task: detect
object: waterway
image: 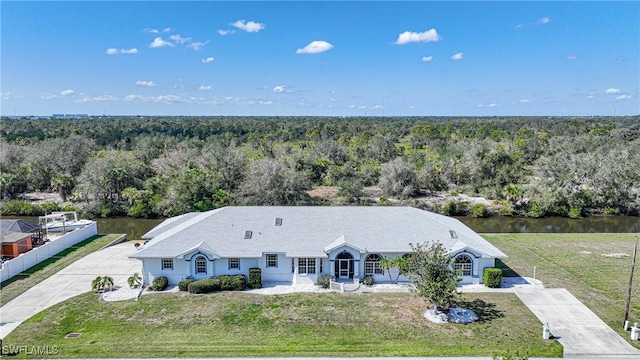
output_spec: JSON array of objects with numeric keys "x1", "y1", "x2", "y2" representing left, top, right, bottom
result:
[{"x1": 7, "y1": 214, "x2": 638, "y2": 241}]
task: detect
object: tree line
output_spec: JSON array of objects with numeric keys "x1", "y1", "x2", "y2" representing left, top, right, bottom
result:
[{"x1": 1, "y1": 115, "x2": 638, "y2": 218}]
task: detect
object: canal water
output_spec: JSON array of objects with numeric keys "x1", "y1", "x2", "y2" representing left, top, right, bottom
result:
[{"x1": 8, "y1": 214, "x2": 639, "y2": 241}]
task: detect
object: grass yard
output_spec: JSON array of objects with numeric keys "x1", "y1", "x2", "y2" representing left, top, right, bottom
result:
[
  {"x1": 485, "y1": 233, "x2": 640, "y2": 348},
  {"x1": 0, "y1": 234, "x2": 122, "y2": 307},
  {"x1": 2, "y1": 291, "x2": 561, "y2": 358}
]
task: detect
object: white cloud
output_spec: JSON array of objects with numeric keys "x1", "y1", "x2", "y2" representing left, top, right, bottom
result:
[
  {"x1": 75, "y1": 95, "x2": 118, "y2": 103},
  {"x1": 259, "y1": 100, "x2": 273, "y2": 105},
  {"x1": 149, "y1": 37, "x2": 174, "y2": 48},
  {"x1": 296, "y1": 40, "x2": 333, "y2": 54},
  {"x1": 198, "y1": 85, "x2": 212, "y2": 91},
  {"x1": 136, "y1": 80, "x2": 156, "y2": 87},
  {"x1": 616, "y1": 94, "x2": 632, "y2": 100},
  {"x1": 450, "y1": 52, "x2": 464, "y2": 60},
  {"x1": 163, "y1": 27, "x2": 171, "y2": 33},
  {"x1": 40, "y1": 93, "x2": 60, "y2": 100},
  {"x1": 605, "y1": 88, "x2": 621, "y2": 94},
  {"x1": 518, "y1": 99, "x2": 530, "y2": 103},
  {"x1": 421, "y1": 56, "x2": 433, "y2": 62},
  {"x1": 188, "y1": 41, "x2": 209, "y2": 51},
  {"x1": 106, "y1": 48, "x2": 118, "y2": 55},
  {"x1": 169, "y1": 34, "x2": 191, "y2": 44},
  {"x1": 1, "y1": 91, "x2": 24, "y2": 100},
  {"x1": 566, "y1": 55, "x2": 578, "y2": 60},
  {"x1": 121, "y1": 48, "x2": 138, "y2": 54},
  {"x1": 60, "y1": 89, "x2": 74, "y2": 96},
  {"x1": 488, "y1": 102, "x2": 499, "y2": 108},
  {"x1": 515, "y1": 24, "x2": 524, "y2": 29},
  {"x1": 273, "y1": 85, "x2": 288, "y2": 93},
  {"x1": 539, "y1": 17, "x2": 551, "y2": 24},
  {"x1": 395, "y1": 29, "x2": 440, "y2": 45},
  {"x1": 201, "y1": 57, "x2": 215, "y2": 63},
  {"x1": 586, "y1": 94, "x2": 596, "y2": 99},
  {"x1": 218, "y1": 29, "x2": 235, "y2": 36},
  {"x1": 145, "y1": 28, "x2": 160, "y2": 34},
  {"x1": 231, "y1": 20, "x2": 265, "y2": 33}
]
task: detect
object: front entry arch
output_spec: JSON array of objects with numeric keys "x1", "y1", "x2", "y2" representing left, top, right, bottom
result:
[{"x1": 334, "y1": 251, "x2": 354, "y2": 279}]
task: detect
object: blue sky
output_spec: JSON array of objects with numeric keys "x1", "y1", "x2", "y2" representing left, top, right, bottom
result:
[{"x1": 2, "y1": 1, "x2": 638, "y2": 116}]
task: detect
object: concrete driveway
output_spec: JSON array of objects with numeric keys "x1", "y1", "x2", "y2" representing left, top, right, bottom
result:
[
  {"x1": 515, "y1": 288, "x2": 640, "y2": 357},
  {"x1": 0, "y1": 241, "x2": 141, "y2": 338}
]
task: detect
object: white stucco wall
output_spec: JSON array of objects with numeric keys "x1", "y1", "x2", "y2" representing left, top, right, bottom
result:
[{"x1": 260, "y1": 253, "x2": 294, "y2": 282}]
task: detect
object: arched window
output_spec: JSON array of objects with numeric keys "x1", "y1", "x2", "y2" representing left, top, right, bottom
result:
[
  {"x1": 453, "y1": 254, "x2": 472, "y2": 276},
  {"x1": 365, "y1": 254, "x2": 383, "y2": 275},
  {"x1": 195, "y1": 256, "x2": 207, "y2": 274}
]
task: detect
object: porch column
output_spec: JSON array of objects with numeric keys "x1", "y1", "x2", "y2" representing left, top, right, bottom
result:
[
  {"x1": 329, "y1": 259, "x2": 335, "y2": 277},
  {"x1": 354, "y1": 259, "x2": 360, "y2": 278}
]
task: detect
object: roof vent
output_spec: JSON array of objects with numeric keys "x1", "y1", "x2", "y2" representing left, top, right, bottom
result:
[
  {"x1": 275, "y1": 218, "x2": 282, "y2": 226},
  {"x1": 244, "y1": 230, "x2": 253, "y2": 239},
  {"x1": 449, "y1": 230, "x2": 458, "y2": 239}
]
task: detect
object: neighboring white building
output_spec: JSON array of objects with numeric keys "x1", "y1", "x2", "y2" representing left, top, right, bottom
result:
[{"x1": 130, "y1": 206, "x2": 507, "y2": 286}]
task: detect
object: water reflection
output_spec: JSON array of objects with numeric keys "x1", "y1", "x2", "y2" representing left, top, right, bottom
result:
[{"x1": 457, "y1": 216, "x2": 640, "y2": 233}]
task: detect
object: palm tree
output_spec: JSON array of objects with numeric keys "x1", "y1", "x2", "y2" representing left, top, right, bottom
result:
[
  {"x1": 127, "y1": 273, "x2": 142, "y2": 289},
  {"x1": 393, "y1": 256, "x2": 409, "y2": 283},
  {"x1": 50, "y1": 173, "x2": 74, "y2": 202},
  {"x1": 378, "y1": 257, "x2": 396, "y2": 284},
  {"x1": 91, "y1": 276, "x2": 104, "y2": 292},
  {"x1": 102, "y1": 276, "x2": 114, "y2": 292}
]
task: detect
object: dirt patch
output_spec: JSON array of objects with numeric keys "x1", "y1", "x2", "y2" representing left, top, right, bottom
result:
[{"x1": 18, "y1": 191, "x2": 63, "y2": 204}]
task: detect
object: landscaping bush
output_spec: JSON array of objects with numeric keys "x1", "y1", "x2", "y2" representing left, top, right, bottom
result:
[
  {"x1": 178, "y1": 278, "x2": 195, "y2": 291},
  {"x1": 149, "y1": 276, "x2": 168, "y2": 291},
  {"x1": 215, "y1": 274, "x2": 246, "y2": 291},
  {"x1": 483, "y1": 268, "x2": 503, "y2": 288},
  {"x1": 317, "y1": 274, "x2": 333, "y2": 289},
  {"x1": 360, "y1": 275, "x2": 374, "y2": 286},
  {"x1": 188, "y1": 278, "x2": 219, "y2": 294},
  {"x1": 248, "y1": 268, "x2": 262, "y2": 289}
]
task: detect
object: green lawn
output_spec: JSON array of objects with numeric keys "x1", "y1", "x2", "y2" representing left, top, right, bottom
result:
[
  {"x1": 2, "y1": 291, "x2": 561, "y2": 358},
  {"x1": 0, "y1": 234, "x2": 122, "y2": 307},
  {"x1": 485, "y1": 233, "x2": 640, "y2": 349}
]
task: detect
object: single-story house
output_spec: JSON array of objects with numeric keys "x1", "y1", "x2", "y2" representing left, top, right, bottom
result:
[
  {"x1": 130, "y1": 206, "x2": 507, "y2": 286},
  {"x1": 1, "y1": 231, "x2": 33, "y2": 259}
]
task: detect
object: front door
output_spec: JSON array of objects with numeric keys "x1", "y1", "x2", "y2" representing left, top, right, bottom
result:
[{"x1": 339, "y1": 259, "x2": 350, "y2": 278}]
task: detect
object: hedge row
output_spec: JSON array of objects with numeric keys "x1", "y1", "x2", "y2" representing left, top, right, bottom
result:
[
  {"x1": 483, "y1": 267, "x2": 503, "y2": 288},
  {"x1": 185, "y1": 275, "x2": 247, "y2": 294}
]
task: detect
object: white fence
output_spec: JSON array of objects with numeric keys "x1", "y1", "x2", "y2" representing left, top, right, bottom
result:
[{"x1": 0, "y1": 223, "x2": 98, "y2": 283}]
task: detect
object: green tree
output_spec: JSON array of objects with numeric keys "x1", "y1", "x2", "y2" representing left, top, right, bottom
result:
[
  {"x1": 378, "y1": 158, "x2": 418, "y2": 198},
  {"x1": 50, "y1": 173, "x2": 75, "y2": 202},
  {"x1": 403, "y1": 242, "x2": 461, "y2": 311}
]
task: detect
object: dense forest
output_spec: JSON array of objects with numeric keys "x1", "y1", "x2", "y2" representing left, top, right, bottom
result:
[{"x1": 1, "y1": 116, "x2": 639, "y2": 218}]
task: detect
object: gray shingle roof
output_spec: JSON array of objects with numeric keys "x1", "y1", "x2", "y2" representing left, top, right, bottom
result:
[
  {"x1": 130, "y1": 206, "x2": 506, "y2": 259},
  {"x1": 0, "y1": 219, "x2": 40, "y2": 233}
]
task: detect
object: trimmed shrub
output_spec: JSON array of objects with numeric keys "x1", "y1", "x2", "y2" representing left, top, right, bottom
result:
[
  {"x1": 360, "y1": 275, "x2": 374, "y2": 286},
  {"x1": 483, "y1": 268, "x2": 503, "y2": 288},
  {"x1": 149, "y1": 276, "x2": 168, "y2": 291},
  {"x1": 215, "y1": 274, "x2": 246, "y2": 291},
  {"x1": 188, "y1": 278, "x2": 219, "y2": 294},
  {"x1": 178, "y1": 278, "x2": 195, "y2": 291},
  {"x1": 317, "y1": 274, "x2": 333, "y2": 289},
  {"x1": 248, "y1": 268, "x2": 262, "y2": 289}
]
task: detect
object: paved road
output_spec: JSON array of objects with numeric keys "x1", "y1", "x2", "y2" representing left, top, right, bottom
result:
[
  {"x1": 0, "y1": 241, "x2": 141, "y2": 338},
  {"x1": 515, "y1": 287, "x2": 640, "y2": 357}
]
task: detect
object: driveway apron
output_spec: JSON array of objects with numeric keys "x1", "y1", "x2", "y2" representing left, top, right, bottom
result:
[
  {"x1": 0, "y1": 242, "x2": 140, "y2": 338},
  {"x1": 515, "y1": 287, "x2": 640, "y2": 357}
]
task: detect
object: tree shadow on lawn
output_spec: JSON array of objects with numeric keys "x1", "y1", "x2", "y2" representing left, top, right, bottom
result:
[{"x1": 455, "y1": 298, "x2": 504, "y2": 324}]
